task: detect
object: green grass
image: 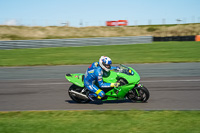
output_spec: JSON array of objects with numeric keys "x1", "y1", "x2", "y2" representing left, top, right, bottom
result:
[
  {"x1": 0, "y1": 110, "x2": 199, "y2": 133},
  {"x1": 0, "y1": 41, "x2": 200, "y2": 66}
]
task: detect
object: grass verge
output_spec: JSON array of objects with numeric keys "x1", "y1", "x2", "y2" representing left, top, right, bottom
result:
[
  {"x1": 0, "y1": 110, "x2": 199, "y2": 133},
  {"x1": 0, "y1": 41, "x2": 200, "y2": 66}
]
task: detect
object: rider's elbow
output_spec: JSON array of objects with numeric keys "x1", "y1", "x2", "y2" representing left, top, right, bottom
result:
[{"x1": 99, "y1": 84, "x2": 104, "y2": 88}]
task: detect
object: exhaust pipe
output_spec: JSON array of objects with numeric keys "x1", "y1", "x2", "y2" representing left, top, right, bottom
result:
[{"x1": 69, "y1": 90, "x2": 89, "y2": 100}]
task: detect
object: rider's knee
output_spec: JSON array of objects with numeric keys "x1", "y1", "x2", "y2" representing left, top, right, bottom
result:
[
  {"x1": 98, "y1": 91, "x2": 105, "y2": 98},
  {"x1": 99, "y1": 91, "x2": 108, "y2": 100}
]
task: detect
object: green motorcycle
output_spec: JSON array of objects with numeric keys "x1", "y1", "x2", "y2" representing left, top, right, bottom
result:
[{"x1": 65, "y1": 64, "x2": 150, "y2": 103}]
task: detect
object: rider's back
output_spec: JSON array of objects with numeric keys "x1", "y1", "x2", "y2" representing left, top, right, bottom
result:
[{"x1": 84, "y1": 62, "x2": 102, "y2": 84}]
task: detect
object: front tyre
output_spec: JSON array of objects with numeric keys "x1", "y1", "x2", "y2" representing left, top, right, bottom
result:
[{"x1": 127, "y1": 86, "x2": 150, "y2": 102}]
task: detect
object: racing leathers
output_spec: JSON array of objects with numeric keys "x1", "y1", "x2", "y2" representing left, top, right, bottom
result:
[{"x1": 84, "y1": 62, "x2": 118, "y2": 100}]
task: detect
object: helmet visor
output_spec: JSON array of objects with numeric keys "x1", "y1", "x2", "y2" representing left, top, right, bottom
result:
[{"x1": 102, "y1": 62, "x2": 111, "y2": 69}]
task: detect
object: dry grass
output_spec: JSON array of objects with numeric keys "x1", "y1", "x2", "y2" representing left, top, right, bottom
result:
[{"x1": 0, "y1": 23, "x2": 200, "y2": 40}]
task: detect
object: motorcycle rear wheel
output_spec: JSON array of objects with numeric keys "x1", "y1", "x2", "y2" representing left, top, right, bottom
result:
[
  {"x1": 68, "y1": 84, "x2": 91, "y2": 103},
  {"x1": 127, "y1": 86, "x2": 150, "y2": 102}
]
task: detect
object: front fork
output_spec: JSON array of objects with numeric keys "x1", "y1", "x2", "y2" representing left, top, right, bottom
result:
[{"x1": 134, "y1": 83, "x2": 143, "y2": 97}]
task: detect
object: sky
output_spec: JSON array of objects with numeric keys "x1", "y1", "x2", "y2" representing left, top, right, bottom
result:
[{"x1": 0, "y1": 0, "x2": 200, "y2": 27}]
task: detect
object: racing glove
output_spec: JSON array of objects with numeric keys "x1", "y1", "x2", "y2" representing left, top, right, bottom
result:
[
  {"x1": 116, "y1": 66, "x2": 120, "y2": 70},
  {"x1": 116, "y1": 66, "x2": 123, "y2": 72},
  {"x1": 111, "y1": 83, "x2": 120, "y2": 88}
]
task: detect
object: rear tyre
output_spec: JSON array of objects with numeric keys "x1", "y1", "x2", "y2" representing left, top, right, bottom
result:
[
  {"x1": 127, "y1": 86, "x2": 150, "y2": 102},
  {"x1": 68, "y1": 84, "x2": 91, "y2": 103}
]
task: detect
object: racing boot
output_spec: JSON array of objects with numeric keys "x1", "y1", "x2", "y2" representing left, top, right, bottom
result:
[
  {"x1": 88, "y1": 93, "x2": 97, "y2": 101},
  {"x1": 88, "y1": 93, "x2": 105, "y2": 101}
]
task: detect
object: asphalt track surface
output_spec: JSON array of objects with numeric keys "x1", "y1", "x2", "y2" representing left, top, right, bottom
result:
[{"x1": 0, "y1": 63, "x2": 200, "y2": 111}]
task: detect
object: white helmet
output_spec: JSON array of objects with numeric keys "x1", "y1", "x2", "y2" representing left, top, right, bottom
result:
[{"x1": 99, "y1": 56, "x2": 112, "y2": 72}]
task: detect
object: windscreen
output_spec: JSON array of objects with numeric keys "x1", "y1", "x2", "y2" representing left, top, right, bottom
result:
[{"x1": 115, "y1": 64, "x2": 134, "y2": 75}]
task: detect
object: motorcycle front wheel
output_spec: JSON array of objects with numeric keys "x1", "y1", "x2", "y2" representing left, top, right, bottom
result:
[{"x1": 127, "y1": 86, "x2": 150, "y2": 102}]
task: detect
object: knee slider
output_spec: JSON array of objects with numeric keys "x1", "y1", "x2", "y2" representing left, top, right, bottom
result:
[
  {"x1": 96, "y1": 90, "x2": 105, "y2": 98},
  {"x1": 99, "y1": 91, "x2": 105, "y2": 98}
]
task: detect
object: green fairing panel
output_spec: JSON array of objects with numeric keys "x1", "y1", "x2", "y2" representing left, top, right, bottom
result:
[
  {"x1": 103, "y1": 67, "x2": 140, "y2": 85},
  {"x1": 102, "y1": 71, "x2": 118, "y2": 83},
  {"x1": 126, "y1": 67, "x2": 140, "y2": 84},
  {"x1": 65, "y1": 73, "x2": 84, "y2": 87}
]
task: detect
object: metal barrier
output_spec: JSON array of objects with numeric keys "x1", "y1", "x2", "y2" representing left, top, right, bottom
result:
[
  {"x1": 0, "y1": 36, "x2": 152, "y2": 49},
  {"x1": 153, "y1": 36, "x2": 195, "y2": 41}
]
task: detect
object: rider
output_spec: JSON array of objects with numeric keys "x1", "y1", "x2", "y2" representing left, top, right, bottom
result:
[{"x1": 84, "y1": 56, "x2": 120, "y2": 101}]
